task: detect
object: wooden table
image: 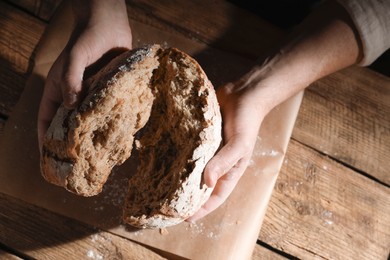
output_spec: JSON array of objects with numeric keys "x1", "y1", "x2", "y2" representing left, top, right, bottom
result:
[{"x1": 0, "y1": 0, "x2": 389, "y2": 259}]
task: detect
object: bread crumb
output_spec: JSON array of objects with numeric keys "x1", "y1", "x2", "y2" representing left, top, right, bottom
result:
[
  {"x1": 159, "y1": 228, "x2": 169, "y2": 235},
  {"x1": 86, "y1": 249, "x2": 103, "y2": 260},
  {"x1": 207, "y1": 231, "x2": 214, "y2": 238}
]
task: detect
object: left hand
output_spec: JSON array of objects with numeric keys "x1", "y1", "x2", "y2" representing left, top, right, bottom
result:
[{"x1": 37, "y1": 0, "x2": 132, "y2": 150}]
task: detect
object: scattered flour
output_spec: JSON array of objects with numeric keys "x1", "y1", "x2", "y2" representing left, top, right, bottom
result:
[
  {"x1": 87, "y1": 249, "x2": 103, "y2": 260},
  {"x1": 321, "y1": 210, "x2": 334, "y2": 226},
  {"x1": 86, "y1": 233, "x2": 122, "y2": 259}
]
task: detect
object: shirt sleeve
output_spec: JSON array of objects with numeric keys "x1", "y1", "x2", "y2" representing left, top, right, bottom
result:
[{"x1": 336, "y1": 0, "x2": 390, "y2": 66}]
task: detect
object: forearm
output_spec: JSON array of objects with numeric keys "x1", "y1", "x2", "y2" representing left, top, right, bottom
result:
[{"x1": 243, "y1": 0, "x2": 362, "y2": 114}]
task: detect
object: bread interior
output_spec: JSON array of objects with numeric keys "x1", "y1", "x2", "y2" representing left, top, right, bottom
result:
[{"x1": 125, "y1": 48, "x2": 207, "y2": 218}]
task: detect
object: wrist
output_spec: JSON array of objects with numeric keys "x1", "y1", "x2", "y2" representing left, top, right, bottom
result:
[
  {"x1": 233, "y1": 0, "x2": 362, "y2": 117},
  {"x1": 232, "y1": 52, "x2": 302, "y2": 117}
]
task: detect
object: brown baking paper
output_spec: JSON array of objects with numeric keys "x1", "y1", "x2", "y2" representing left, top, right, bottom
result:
[{"x1": 0, "y1": 3, "x2": 302, "y2": 259}]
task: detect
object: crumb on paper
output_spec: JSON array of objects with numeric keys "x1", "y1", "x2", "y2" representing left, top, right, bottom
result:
[
  {"x1": 186, "y1": 221, "x2": 205, "y2": 235},
  {"x1": 87, "y1": 249, "x2": 103, "y2": 260},
  {"x1": 262, "y1": 150, "x2": 279, "y2": 157},
  {"x1": 206, "y1": 230, "x2": 221, "y2": 241},
  {"x1": 321, "y1": 210, "x2": 334, "y2": 226},
  {"x1": 248, "y1": 159, "x2": 255, "y2": 167},
  {"x1": 87, "y1": 233, "x2": 122, "y2": 259},
  {"x1": 159, "y1": 228, "x2": 169, "y2": 235}
]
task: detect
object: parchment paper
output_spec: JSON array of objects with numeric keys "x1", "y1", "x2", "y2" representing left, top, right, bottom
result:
[{"x1": 0, "y1": 3, "x2": 303, "y2": 259}]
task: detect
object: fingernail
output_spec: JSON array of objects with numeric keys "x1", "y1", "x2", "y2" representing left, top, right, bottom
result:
[
  {"x1": 69, "y1": 92, "x2": 77, "y2": 105},
  {"x1": 65, "y1": 93, "x2": 77, "y2": 109}
]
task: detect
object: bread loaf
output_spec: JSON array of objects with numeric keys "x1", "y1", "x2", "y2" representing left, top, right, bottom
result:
[{"x1": 41, "y1": 44, "x2": 222, "y2": 228}]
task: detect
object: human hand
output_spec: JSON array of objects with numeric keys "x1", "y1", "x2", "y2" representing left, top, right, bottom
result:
[
  {"x1": 187, "y1": 79, "x2": 268, "y2": 222},
  {"x1": 38, "y1": 0, "x2": 132, "y2": 150},
  {"x1": 187, "y1": 0, "x2": 365, "y2": 221}
]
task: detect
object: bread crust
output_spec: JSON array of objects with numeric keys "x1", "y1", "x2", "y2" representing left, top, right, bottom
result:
[
  {"x1": 41, "y1": 44, "x2": 222, "y2": 228},
  {"x1": 41, "y1": 45, "x2": 159, "y2": 196}
]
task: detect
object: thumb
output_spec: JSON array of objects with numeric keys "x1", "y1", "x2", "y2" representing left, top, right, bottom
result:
[
  {"x1": 204, "y1": 136, "x2": 252, "y2": 188},
  {"x1": 60, "y1": 47, "x2": 89, "y2": 109},
  {"x1": 60, "y1": 34, "x2": 131, "y2": 109}
]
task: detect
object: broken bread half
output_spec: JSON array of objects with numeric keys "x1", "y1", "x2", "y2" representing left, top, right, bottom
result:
[{"x1": 40, "y1": 44, "x2": 222, "y2": 228}]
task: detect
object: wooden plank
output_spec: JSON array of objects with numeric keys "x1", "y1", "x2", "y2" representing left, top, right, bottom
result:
[
  {"x1": 0, "y1": 1, "x2": 46, "y2": 116},
  {"x1": 252, "y1": 243, "x2": 288, "y2": 260},
  {"x1": 1, "y1": 0, "x2": 388, "y2": 185},
  {"x1": 128, "y1": 0, "x2": 390, "y2": 184},
  {"x1": 0, "y1": 192, "x2": 167, "y2": 260},
  {"x1": 293, "y1": 67, "x2": 390, "y2": 185},
  {"x1": 0, "y1": 189, "x2": 287, "y2": 260},
  {"x1": 0, "y1": 0, "x2": 279, "y2": 115},
  {"x1": 0, "y1": 117, "x2": 5, "y2": 137},
  {"x1": 259, "y1": 140, "x2": 390, "y2": 259},
  {"x1": 126, "y1": 0, "x2": 283, "y2": 58},
  {"x1": 5, "y1": 0, "x2": 61, "y2": 21},
  {"x1": 0, "y1": 1, "x2": 388, "y2": 259},
  {"x1": 125, "y1": 0, "x2": 390, "y2": 185},
  {"x1": 0, "y1": 248, "x2": 22, "y2": 260}
]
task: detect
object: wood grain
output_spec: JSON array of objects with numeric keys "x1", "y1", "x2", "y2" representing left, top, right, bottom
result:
[
  {"x1": 0, "y1": 192, "x2": 167, "y2": 260},
  {"x1": 252, "y1": 242, "x2": 288, "y2": 260},
  {"x1": 294, "y1": 67, "x2": 390, "y2": 185},
  {"x1": 0, "y1": 0, "x2": 389, "y2": 259},
  {"x1": 2, "y1": 0, "x2": 388, "y2": 184},
  {"x1": 126, "y1": 0, "x2": 283, "y2": 58},
  {"x1": 0, "y1": 1, "x2": 45, "y2": 116},
  {"x1": 0, "y1": 191, "x2": 284, "y2": 260},
  {"x1": 0, "y1": 117, "x2": 4, "y2": 137},
  {"x1": 0, "y1": 2, "x2": 289, "y2": 258},
  {"x1": 5, "y1": 0, "x2": 61, "y2": 21},
  {"x1": 125, "y1": 0, "x2": 390, "y2": 185},
  {"x1": 260, "y1": 139, "x2": 390, "y2": 259},
  {"x1": 0, "y1": 249, "x2": 22, "y2": 260}
]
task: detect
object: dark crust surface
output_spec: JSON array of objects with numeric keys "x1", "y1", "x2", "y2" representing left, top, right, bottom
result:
[
  {"x1": 40, "y1": 45, "x2": 158, "y2": 196},
  {"x1": 40, "y1": 45, "x2": 222, "y2": 228}
]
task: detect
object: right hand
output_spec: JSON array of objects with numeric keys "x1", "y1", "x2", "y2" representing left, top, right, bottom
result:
[
  {"x1": 38, "y1": 0, "x2": 132, "y2": 150},
  {"x1": 187, "y1": 78, "x2": 268, "y2": 222}
]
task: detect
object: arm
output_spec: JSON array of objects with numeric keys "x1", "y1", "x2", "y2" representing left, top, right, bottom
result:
[
  {"x1": 37, "y1": 0, "x2": 132, "y2": 150},
  {"x1": 188, "y1": 0, "x2": 362, "y2": 222}
]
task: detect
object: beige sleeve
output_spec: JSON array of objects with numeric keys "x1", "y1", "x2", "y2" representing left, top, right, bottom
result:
[{"x1": 336, "y1": 0, "x2": 390, "y2": 66}]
